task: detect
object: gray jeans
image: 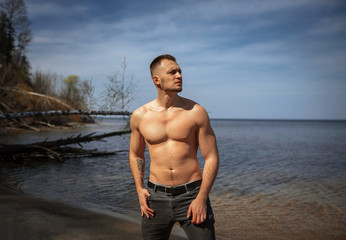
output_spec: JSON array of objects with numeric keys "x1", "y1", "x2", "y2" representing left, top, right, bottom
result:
[{"x1": 142, "y1": 181, "x2": 215, "y2": 240}]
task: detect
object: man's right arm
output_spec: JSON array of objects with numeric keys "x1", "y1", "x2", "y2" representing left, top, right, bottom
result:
[{"x1": 129, "y1": 109, "x2": 154, "y2": 218}]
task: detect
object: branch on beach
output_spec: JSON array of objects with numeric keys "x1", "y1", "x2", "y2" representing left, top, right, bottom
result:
[
  {"x1": 0, "y1": 130, "x2": 131, "y2": 162},
  {"x1": 0, "y1": 110, "x2": 132, "y2": 120},
  {"x1": 0, "y1": 87, "x2": 132, "y2": 132}
]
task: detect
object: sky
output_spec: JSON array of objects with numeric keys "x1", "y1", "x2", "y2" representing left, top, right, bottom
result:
[{"x1": 24, "y1": 0, "x2": 346, "y2": 120}]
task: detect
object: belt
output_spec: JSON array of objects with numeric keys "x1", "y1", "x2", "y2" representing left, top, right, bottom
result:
[{"x1": 147, "y1": 179, "x2": 202, "y2": 196}]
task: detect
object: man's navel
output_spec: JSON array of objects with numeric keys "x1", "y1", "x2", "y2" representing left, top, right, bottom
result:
[{"x1": 169, "y1": 168, "x2": 175, "y2": 183}]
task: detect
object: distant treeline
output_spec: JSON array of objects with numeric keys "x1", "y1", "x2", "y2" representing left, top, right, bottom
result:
[{"x1": 0, "y1": 0, "x2": 135, "y2": 121}]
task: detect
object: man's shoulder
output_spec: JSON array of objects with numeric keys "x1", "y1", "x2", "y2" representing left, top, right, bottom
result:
[
  {"x1": 179, "y1": 97, "x2": 209, "y2": 126},
  {"x1": 130, "y1": 102, "x2": 153, "y2": 129},
  {"x1": 131, "y1": 100, "x2": 155, "y2": 119},
  {"x1": 179, "y1": 96, "x2": 207, "y2": 114}
]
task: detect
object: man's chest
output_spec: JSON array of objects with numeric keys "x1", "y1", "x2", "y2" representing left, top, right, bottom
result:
[{"x1": 139, "y1": 112, "x2": 197, "y2": 144}]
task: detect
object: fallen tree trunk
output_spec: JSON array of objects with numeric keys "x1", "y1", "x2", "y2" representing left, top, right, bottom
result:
[
  {"x1": 0, "y1": 130, "x2": 131, "y2": 162},
  {"x1": 0, "y1": 110, "x2": 132, "y2": 120}
]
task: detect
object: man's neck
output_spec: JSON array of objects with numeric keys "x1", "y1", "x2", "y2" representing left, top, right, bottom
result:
[{"x1": 156, "y1": 92, "x2": 180, "y2": 110}]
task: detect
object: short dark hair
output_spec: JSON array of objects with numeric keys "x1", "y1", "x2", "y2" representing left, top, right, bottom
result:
[{"x1": 150, "y1": 54, "x2": 176, "y2": 76}]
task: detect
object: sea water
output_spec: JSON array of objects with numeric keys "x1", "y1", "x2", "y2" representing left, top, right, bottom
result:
[{"x1": 1, "y1": 118, "x2": 345, "y2": 239}]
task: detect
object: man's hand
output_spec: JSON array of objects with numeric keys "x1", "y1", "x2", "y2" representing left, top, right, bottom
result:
[
  {"x1": 187, "y1": 197, "x2": 207, "y2": 224},
  {"x1": 137, "y1": 188, "x2": 154, "y2": 218}
]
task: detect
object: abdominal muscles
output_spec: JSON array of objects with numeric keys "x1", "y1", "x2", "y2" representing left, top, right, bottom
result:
[{"x1": 147, "y1": 140, "x2": 201, "y2": 186}]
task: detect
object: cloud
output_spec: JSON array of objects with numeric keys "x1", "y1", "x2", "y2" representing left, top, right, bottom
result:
[
  {"x1": 27, "y1": 2, "x2": 89, "y2": 17},
  {"x1": 307, "y1": 15, "x2": 346, "y2": 36},
  {"x1": 26, "y1": 0, "x2": 346, "y2": 119},
  {"x1": 157, "y1": 0, "x2": 336, "y2": 21}
]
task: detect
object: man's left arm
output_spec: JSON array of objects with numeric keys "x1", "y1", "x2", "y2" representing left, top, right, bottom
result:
[{"x1": 187, "y1": 105, "x2": 219, "y2": 224}]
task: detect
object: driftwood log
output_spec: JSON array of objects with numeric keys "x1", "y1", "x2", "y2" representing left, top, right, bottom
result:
[
  {"x1": 0, "y1": 130, "x2": 131, "y2": 162},
  {"x1": 0, "y1": 86, "x2": 132, "y2": 130},
  {"x1": 0, "y1": 110, "x2": 132, "y2": 120}
]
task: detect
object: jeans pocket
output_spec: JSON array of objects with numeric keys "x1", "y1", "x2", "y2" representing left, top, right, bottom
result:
[{"x1": 147, "y1": 188, "x2": 154, "y2": 201}]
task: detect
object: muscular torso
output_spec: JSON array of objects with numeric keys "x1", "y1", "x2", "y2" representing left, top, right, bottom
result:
[{"x1": 138, "y1": 101, "x2": 202, "y2": 186}]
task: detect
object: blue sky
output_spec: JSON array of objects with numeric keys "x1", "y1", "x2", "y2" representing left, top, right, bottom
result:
[{"x1": 25, "y1": 0, "x2": 346, "y2": 120}]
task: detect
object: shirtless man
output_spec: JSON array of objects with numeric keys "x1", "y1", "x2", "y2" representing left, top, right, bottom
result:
[{"x1": 129, "y1": 54, "x2": 219, "y2": 240}]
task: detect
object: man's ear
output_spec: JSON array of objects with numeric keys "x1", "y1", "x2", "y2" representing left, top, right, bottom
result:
[{"x1": 152, "y1": 75, "x2": 160, "y2": 87}]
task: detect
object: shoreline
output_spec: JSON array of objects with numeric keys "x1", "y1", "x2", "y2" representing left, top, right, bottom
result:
[{"x1": 0, "y1": 184, "x2": 187, "y2": 240}]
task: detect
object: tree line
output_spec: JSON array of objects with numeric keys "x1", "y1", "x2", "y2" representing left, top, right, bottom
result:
[
  {"x1": 0, "y1": 0, "x2": 135, "y2": 116},
  {"x1": 0, "y1": 0, "x2": 31, "y2": 86}
]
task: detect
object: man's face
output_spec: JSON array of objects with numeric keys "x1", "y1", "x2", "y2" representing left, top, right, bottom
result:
[{"x1": 156, "y1": 59, "x2": 182, "y2": 92}]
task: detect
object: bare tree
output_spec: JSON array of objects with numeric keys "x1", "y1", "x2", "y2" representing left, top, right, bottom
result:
[
  {"x1": 32, "y1": 68, "x2": 60, "y2": 96},
  {"x1": 80, "y1": 79, "x2": 96, "y2": 111},
  {"x1": 0, "y1": 0, "x2": 32, "y2": 67},
  {"x1": 101, "y1": 58, "x2": 136, "y2": 112}
]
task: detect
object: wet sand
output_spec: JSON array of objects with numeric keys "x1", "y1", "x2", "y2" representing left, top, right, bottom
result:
[
  {"x1": 211, "y1": 193, "x2": 346, "y2": 240},
  {"x1": 0, "y1": 185, "x2": 186, "y2": 240}
]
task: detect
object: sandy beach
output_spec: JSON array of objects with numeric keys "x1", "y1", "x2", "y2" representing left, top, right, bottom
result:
[{"x1": 0, "y1": 185, "x2": 187, "y2": 240}]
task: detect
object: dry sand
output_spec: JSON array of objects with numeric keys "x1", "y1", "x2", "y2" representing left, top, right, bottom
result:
[{"x1": 0, "y1": 185, "x2": 187, "y2": 240}]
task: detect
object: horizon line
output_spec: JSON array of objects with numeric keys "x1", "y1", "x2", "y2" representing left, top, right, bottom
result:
[{"x1": 210, "y1": 118, "x2": 346, "y2": 122}]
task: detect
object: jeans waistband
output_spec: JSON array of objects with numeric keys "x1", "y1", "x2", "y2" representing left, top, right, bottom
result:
[{"x1": 147, "y1": 179, "x2": 202, "y2": 196}]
